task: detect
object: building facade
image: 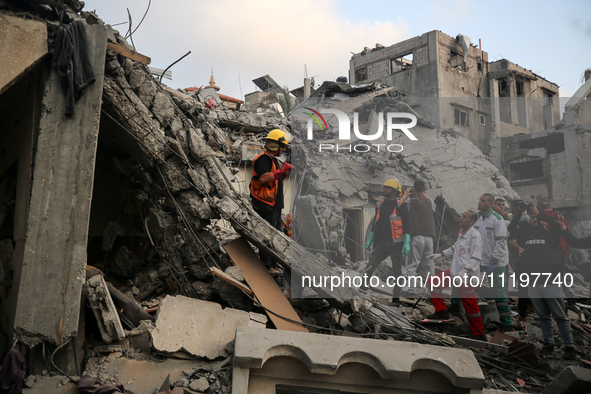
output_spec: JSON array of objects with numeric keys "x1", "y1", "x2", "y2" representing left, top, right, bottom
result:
[{"x1": 349, "y1": 30, "x2": 560, "y2": 154}]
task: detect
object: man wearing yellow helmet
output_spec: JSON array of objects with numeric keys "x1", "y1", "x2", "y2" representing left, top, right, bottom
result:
[
  {"x1": 363, "y1": 178, "x2": 410, "y2": 305},
  {"x1": 250, "y1": 129, "x2": 293, "y2": 230}
]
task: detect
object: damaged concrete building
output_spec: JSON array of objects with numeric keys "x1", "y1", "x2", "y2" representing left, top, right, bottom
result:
[
  {"x1": 349, "y1": 30, "x2": 591, "y2": 235},
  {"x1": 349, "y1": 30, "x2": 561, "y2": 155},
  {"x1": 1, "y1": 3, "x2": 591, "y2": 393},
  {"x1": 489, "y1": 72, "x2": 591, "y2": 234}
]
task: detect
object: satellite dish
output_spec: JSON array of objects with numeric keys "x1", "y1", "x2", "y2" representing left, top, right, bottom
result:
[{"x1": 310, "y1": 77, "x2": 315, "y2": 88}]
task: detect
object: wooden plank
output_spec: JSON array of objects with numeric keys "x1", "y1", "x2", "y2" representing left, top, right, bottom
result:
[
  {"x1": 223, "y1": 238, "x2": 308, "y2": 332},
  {"x1": 210, "y1": 267, "x2": 253, "y2": 295},
  {"x1": 107, "y1": 41, "x2": 151, "y2": 65}
]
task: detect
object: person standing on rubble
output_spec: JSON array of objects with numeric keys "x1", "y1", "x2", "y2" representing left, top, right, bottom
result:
[
  {"x1": 363, "y1": 178, "x2": 410, "y2": 306},
  {"x1": 555, "y1": 216, "x2": 591, "y2": 300},
  {"x1": 506, "y1": 200, "x2": 534, "y2": 328},
  {"x1": 401, "y1": 180, "x2": 437, "y2": 298},
  {"x1": 513, "y1": 206, "x2": 577, "y2": 360},
  {"x1": 474, "y1": 193, "x2": 513, "y2": 331},
  {"x1": 250, "y1": 129, "x2": 292, "y2": 231},
  {"x1": 426, "y1": 210, "x2": 486, "y2": 341}
]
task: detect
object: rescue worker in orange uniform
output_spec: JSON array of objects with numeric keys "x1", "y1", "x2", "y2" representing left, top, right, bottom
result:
[
  {"x1": 364, "y1": 178, "x2": 410, "y2": 305},
  {"x1": 250, "y1": 129, "x2": 292, "y2": 230}
]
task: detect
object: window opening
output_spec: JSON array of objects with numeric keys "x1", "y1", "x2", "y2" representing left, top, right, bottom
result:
[
  {"x1": 355, "y1": 67, "x2": 367, "y2": 82},
  {"x1": 454, "y1": 108, "x2": 469, "y2": 127},
  {"x1": 390, "y1": 53, "x2": 413, "y2": 73}
]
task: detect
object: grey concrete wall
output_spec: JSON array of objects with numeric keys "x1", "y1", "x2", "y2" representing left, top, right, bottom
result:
[
  {"x1": 13, "y1": 22, "x2": 107, "y2": 345},
  {"x1": 349, "y1": 32, "x2": 431, "y2": 85},
  {"x1": 490, "y1": 59, "x2": 560, "y2": 133}
]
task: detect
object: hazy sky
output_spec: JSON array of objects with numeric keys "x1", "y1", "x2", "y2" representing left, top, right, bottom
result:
[{"x1": 84, "y1": 0, "x2": 591, "y2": 101}]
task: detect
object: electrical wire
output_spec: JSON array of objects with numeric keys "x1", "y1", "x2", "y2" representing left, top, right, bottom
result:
[{"x1": 50, "y1": 337, "x2": 78, "y2": 383}]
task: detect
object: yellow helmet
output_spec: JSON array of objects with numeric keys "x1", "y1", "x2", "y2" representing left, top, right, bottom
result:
[
  {"x1": 266, "y1": 129, "x2": 288, "y2": 146},
  {"x1": 382, "y1": 178, "x2": 402, "y2": 194}
]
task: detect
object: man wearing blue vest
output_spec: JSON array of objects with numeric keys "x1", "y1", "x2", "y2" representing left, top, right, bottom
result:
[{"x1": 364, "y1": 178, "x2": 410, "y2": 305}]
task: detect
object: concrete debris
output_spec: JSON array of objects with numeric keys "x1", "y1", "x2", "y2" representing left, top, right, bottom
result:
[
  {"x1": 84, "y1": 275, "x2": 126, "y2": 344},
  {"x1": 541, "y1": 366, "x2": 591, "y2": 394},
  {"x1": 150, "y1": 296, "x2": 267, "y2": 359},
  {"x1": 2, "y1": 4, "x2": 591, "y2": 393}
]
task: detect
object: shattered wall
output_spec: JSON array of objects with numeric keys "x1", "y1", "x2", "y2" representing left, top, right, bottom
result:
[{"x1": 489, "y1": 59, "x2": 561, "y2": 137}]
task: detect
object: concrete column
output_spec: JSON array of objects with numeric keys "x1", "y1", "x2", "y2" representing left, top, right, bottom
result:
[
  {"x1": 563, "y1": 129, "x2": 579, "y2": 203},
  {"x1": 304, "y1": 78, "x2": 311, "y2": 100},
  {"x1": 13, "y1": 22, "x2": 107, "y2": 345},
  {"x1": 489, "y1": 79, "x2": 501, "y2": 138}
]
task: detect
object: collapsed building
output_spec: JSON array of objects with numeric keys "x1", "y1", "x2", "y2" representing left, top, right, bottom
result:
[
  {"x1": 1, "y1": 3, "x2": 591, "y2": 393},
  {"x1": 348, "y1": 29, "x2": 591, "y2": 237}
]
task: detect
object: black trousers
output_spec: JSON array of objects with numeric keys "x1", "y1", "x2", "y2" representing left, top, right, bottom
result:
[
  {"x1": 364, "y1": 241, "x2": 403, "y2": 299},
  {"x1": 254, "y1": 204, "x2": 283, "y2": 231}
]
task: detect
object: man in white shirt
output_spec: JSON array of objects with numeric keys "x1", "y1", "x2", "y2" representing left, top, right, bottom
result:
[
  {"x1": 474, "y1": 193, "x2": 512, "y2": 330},
  {"x1": 426, "y1": 210, "x2": 486, "y2": 340}
]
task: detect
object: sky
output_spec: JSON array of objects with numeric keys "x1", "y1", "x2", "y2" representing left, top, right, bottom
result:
[{"x1": 84, "y1": 0, "x2": 591, "y2": 102}]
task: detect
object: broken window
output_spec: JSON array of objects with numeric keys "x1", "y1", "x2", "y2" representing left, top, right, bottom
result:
[
  {"x1": 543, "y1": 89, "x2": 555, "y2": 105},
  {"x1": 518, "y1": 133, "x2": 565, "y2": 154},
  {"x1": 450, "y1": 51, "x2": 464, "y2": 71},
  {"x1": 390, "y1": 53, "x2": 413, "y2": 73},
  {"x1": 355, "y1": 67, "x2": 368, "y2": 82},
  {"x1": 453, "y1": 108, "x2": 469, "y2": 127},
  {"x1": 516, "y1": 80, "x2": 524, "y2": 96},
  {"x1": 509, "y1": 158, "x2": 545, "y2": 181},
  {"x1": 498, "y1": 78, "x2": 509, "y2": 97}
]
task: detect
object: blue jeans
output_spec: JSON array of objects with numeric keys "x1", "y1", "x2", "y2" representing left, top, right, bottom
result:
[{"x1": 529, "y1": 285, "x2": 573, "y2": 347}]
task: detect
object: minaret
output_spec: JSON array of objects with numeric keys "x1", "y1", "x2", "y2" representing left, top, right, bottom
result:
[{"x1": 209, "y1": 69, "x2": 220, "y2": 91}]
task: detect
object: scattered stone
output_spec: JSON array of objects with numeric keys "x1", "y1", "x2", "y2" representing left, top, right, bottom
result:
[
  {"x1": 224, "y1": 266, "x2": 244, "y2": 282},
  {"x1": 189, "y1": 377, "x2": 209, "y2": 392},
  {"x1": 24, "y1": 375, "x2": 36, "y2": 388},
  {"x1": 173, "y1": 377, "x2": 189, "y2": 388}
]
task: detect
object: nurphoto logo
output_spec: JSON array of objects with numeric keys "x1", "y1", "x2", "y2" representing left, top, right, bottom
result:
[{"x1": 304, "y1": 108, "x2": 418, "y2": 153}]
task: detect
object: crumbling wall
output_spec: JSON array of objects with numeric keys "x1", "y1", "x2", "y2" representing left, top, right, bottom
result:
[{"x1": 97, "y1": 40, "x2": 352, "y2": 302}]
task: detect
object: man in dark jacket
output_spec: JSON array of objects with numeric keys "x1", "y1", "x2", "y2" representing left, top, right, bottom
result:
[{"x1": 514, "y1": 207, "x2": 576, "y2": 360}]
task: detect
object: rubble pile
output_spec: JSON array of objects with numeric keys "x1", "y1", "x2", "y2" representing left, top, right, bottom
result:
[{"x1": 1, "y1": 4, "x2": 591, "y2": 393}]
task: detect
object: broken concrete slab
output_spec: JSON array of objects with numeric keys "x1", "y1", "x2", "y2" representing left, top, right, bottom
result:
[
  {"x1": 85, "y1": 275, "x2": 126, "y2": 344},
  {"x1": 151, "y1": 296, "x2": 266, "y2": 359},
  {"x1": 542, "y1": 366, "x2": 591, "y2": 394},
  {"x1": 233, "y1": 325, "x2": 485, "y2": 393}
]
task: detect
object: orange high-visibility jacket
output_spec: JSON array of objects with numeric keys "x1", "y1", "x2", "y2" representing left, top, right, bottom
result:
[
  {"x1": 375, "y1": 199, "x2": 404, "y2": 242},
  {"x1": 250, "y1": 152, "x2": 278, "y2": 206}
]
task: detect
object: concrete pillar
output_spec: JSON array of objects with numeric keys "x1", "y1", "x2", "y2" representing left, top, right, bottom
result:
[
  {"x1": 304, "y1": 78, "x2": 311, "y2": 100},
  {"x1": 563, "y1": 129, "x2": 579, "y2": 203},
  {"x1": 489, "y1": 79, "x2": 501, "y2": 138},
  {"x1": 13, "y1": 21, "x2": 107, "y2": 346}
]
